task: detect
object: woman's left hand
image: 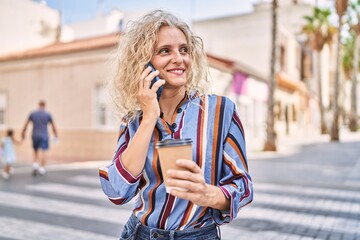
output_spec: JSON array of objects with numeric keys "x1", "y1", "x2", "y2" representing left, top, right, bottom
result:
[{"x1": 166, "y1": 159, "x2": 220, "y2": 208}]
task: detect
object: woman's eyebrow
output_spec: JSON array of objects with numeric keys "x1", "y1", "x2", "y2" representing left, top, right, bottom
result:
[{"x1": 156, "y1": 43, "x2": 188, "y2": 50}]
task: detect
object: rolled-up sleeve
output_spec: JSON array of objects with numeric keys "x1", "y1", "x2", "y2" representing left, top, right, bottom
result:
[
  {"x1": 99, "y1": 124, "x2": 143, "y2": 205},
  {"x1": 212, "y1": 108, "x2": 253, "y2": 225}
]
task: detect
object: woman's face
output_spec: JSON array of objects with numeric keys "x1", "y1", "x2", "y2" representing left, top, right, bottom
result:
[{"x1": 150, "y1": 26, "x2": 190, "y2": 90}]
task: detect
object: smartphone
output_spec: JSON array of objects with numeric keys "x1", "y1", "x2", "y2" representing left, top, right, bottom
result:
[{"x1": 146, "y1": 63, "x2": 163, "y2": 100}]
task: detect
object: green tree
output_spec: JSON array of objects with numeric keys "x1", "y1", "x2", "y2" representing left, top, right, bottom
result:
[
  {"x1": 342, "y1": 33, "x2": 355, "y2": 80},
  {"x1": 303, "y1": 7, "x2": 336, "y2": 134},
  {"x1": 347, "y1": 0, "x2": 360, "y2": 131},
  {"x1": 264, "y1": 0, "x2": 278, "y2": 151},
  {"x1": 331, "y1": 0, "x2": 349, "y2": 141}
]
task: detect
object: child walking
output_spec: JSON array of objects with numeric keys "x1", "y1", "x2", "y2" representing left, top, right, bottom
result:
[{"x1": 1, "y1": 129, "x2": 20, "y2": 179}]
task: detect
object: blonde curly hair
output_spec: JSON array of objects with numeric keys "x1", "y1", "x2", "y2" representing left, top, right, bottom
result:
[{"x1": 108, "y1": 9, "x2": 210, "y2": 122}]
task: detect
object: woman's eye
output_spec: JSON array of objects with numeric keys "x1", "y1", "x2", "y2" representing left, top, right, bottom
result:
[
  {"x1": 159, "y1": 48, "x2": 169, "y2": 54},
  {"x1": 180, "y1": 47, "x2": 188, "y2": 53}
]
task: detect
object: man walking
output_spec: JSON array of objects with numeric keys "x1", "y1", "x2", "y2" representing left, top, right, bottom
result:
[{"x1": 22, "y1": 100, "x2": 58, "y2": 176}]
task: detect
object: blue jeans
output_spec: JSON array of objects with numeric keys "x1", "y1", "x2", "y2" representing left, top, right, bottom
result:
[{"x1": 120, "y1": 214, "x2": 221, "y2": 240}]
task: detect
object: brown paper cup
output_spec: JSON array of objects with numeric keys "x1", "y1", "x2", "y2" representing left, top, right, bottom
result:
[{"x1": 156, "y1": 138, "x2": 192, "y2": 193}]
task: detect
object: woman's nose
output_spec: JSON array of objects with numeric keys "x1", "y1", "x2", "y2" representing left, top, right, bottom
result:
[{"x1": 171, "y1": 51, "x2": 183, "y2": 63}]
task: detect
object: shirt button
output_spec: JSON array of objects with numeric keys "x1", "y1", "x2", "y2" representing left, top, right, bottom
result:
[
  {"x1": 177, "y1": 108, "x2": 182, "y2": 113},
  {"x1": 171, "y1": 123, "x2": 177, "y2": 129},
  {"x1": 152, "y1": 232, "x2": 159, "y2": 238}
]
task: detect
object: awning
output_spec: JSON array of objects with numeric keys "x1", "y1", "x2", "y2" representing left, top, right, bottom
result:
[{"x1": 276, "y1": 72, "x2": 308, "y2": 96}]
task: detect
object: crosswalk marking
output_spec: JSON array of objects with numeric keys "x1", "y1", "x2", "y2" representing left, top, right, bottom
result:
[
  {"x1": 0, "y1": 216, "x2": 115, "y2": 240},
  {"x1": 0, "y1": 191, "x2": 131, "y2": 224},
  {"x1": 220, "y1": 224, "x2": 304, "y2": 240},
  {"x1": 255, "y1": 182, "x2": 360, "y2": 200},
  {"x1": 26, "y1": 182, "x2": 106, "y2": 200},
  {"x1": 72, "y1": 175, "x2": 102, "y2": 186},
  {"x1": 0, "y1": 191, "x2": 317, "y2": 240},
  {"x1": 10, "y1": 160, "x2": 108, "y2": 174},
  {"x1": 1, "y1": 170, "x2": 359, "y2": 239},
  {"x1": 254, "y1": 192, "x2": 360, "y2": 214},
  {"x1": 237, "y1": 205, "x2": 360, "y2": 235}
]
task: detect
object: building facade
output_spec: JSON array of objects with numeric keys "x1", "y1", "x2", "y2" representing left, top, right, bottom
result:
[
  {"x1": 0, "y1": 34, "x2": 120, "y2": 162},
  {"x1": 0, "y1": 0, "x2": 60, "y2": 55},
  {"x1": 0, "y1": 31, "x2": 267, "y2": 161},
  {"x1": 193, "y1": 0, "x2": 325, "y2": 139}
]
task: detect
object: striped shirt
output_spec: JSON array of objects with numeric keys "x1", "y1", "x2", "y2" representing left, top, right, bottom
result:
[{"x1": 99, "y1": 94, "x2": 253, "y2": 230}]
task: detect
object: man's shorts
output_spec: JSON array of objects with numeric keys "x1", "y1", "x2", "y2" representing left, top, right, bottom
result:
[{"x1": 32, "y1": 137, "x2": 49, "y2": 151}]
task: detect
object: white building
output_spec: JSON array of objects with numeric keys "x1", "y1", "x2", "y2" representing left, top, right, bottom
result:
[
  {"x1": 61, "y1": 9, "x2": 124, "y2": 42},
  {"x1": 193, "y1": 0, "x2": 329, "y2": 142},
  {"x1": 0, "y1": 0, "x2": 60, "y2": 55}
]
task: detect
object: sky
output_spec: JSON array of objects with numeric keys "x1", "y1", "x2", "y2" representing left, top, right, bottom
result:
[{"x1": 41, "y1": 0, "x2": 260, "y2": 25}]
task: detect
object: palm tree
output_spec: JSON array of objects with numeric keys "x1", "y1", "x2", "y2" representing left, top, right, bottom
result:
[
  {"x1": 348, "y1": 0, "x2": 360, "y2": 131},
  {"x1": 264, "y1": 0, "x2": 278, "y2": 151},
  {"x1": 343, "y1": 32, "x2": 359, "y2": 131},
  {"x1": 331, "y1": 0, "x2": 349, "y2": 141},
  {"x1": 342, "y1": 34, "x2": 355, "y2": 80},
  {"x1": 303, "y1": 7, "x2": 336, "y2": 134}
]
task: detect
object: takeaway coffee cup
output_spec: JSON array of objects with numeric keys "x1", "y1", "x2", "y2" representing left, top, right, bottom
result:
[{"x1": 156, "y1": 138, "x2": 193, "y2": 193}]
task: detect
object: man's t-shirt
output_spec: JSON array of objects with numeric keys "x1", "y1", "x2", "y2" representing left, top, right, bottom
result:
[{"x1": 29, "y1": 110, "x2": 53, "y2": 139}]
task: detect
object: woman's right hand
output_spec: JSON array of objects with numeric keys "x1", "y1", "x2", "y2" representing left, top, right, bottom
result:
[
  {"x1": 136, "y1": 66, "x2": 165, "y2": 121},
  {"x1": 121, "y1": 66, "x2": 166, "y2": 177}
]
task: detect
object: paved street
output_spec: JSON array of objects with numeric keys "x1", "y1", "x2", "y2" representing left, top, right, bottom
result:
[
  {"x1": 233, "y1": 129, "x2": 360, "y2": 240},
  {"x1": 0, "y1": 129, "x2": 360, "y2": 240}
]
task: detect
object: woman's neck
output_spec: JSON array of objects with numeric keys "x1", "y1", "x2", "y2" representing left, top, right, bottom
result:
[{"x1": 159, "y1": 88, "x2": 186, "y2": 122}]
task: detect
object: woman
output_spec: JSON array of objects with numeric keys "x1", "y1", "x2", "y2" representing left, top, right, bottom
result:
[{"x1": 99, "y1": 9, "x2": 253, "y2": 239}]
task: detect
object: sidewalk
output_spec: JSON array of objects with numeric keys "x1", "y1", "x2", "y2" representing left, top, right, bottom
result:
[
  {"x1": 248, "y1": 127, "x2": 360, "y2": 189},
  {"x1": 248, "y1": 127, "x2": 360, "y2": 160}
]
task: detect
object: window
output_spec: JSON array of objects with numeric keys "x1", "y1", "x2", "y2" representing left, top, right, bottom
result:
[
  {"x1": 301, "y1": 48, "x2": 313, "y2": 79},
  {"x1": 280, "y1": 45, "x2": 286, "y2": 71},
  {"x1": 0, "y1": 92, "x2": 6, "y2": 126},
  {"x1": 292, "y1": 104, "x2": 297, "y2": 121},
  {"x1": 274, "y1": 101, "x2": 282, "y2": 120},
  {"x1": 94, "y1": 84, "x2": 115, "y2": 129},
  {"x1": 296, "y1": 45, "x2": 301, "y2": 71}
]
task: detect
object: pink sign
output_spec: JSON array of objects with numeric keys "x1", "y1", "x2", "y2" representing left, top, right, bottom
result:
[{"x1": 232, "y1": 72, "x2": 248, "y2": 95}]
